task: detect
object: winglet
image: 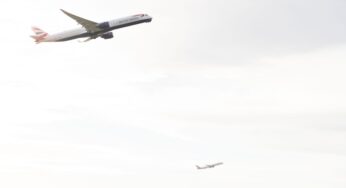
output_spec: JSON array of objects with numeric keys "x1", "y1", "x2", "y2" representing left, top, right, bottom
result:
[
  {"x1": 60, "y1": 9, "x2": 72, "y2": 17},
  {"x1": 60, "y1": 9, "x2": 72, "y2": 14},
  {"x1": 60, "y1": 9, "x2": 79, "y2": 20}
]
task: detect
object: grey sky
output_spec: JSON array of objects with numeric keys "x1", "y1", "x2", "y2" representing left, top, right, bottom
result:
[{"x1": 0, "y1": 0, "x2": 345, "y2": 188}]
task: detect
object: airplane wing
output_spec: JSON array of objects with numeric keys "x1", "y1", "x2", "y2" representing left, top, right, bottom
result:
[
  {"x1": 60, "y1": 9, "x2": 101, "y2": 33},
  {"x1": 213, "y1": 162, "x2": 223, "y2": 166}
]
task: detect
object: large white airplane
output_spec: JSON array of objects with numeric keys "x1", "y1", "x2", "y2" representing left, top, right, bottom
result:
[
  {"x1": 196, "y1": 162, "x2": 223, "y2": 170},
  {"x1": 31, "y1": 9, "x2": 152, "y2": 43}
]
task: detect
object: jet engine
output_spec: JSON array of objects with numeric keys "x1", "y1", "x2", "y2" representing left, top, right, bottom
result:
[
  {"x1": 97, "y1": 22, "x2": 110, "y2": 29},
  {"x1": 101, "y1": 32, "x2": 114, "y2": 39}
]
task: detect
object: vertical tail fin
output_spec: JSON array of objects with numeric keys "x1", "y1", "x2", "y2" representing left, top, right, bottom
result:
[
  {"x1": 32, "y1": 26, "x2": 47, "y2": 35},
  {"x1": 30, "y1": 26, "x2": 48, "y2": 43}
]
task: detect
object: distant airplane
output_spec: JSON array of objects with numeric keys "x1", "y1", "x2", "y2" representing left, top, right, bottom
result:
[
  {"x1": 31, "y1": 9, "x2": 152, "y2": 43},
  {"x1": 196, "y1": 162, "x2": 223, "y2": 170}
]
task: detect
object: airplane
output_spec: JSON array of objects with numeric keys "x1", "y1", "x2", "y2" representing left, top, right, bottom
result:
[
  {"x1": 31, "y1": 9, "x2": 152, "y2": 43},
  {"x1": 196, "y1": 162, "x2": 223, "y2": 170}
]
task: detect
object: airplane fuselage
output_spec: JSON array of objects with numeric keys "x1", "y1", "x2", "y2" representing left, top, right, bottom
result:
[
  {"x1": 42, "y1": 14, "x2": 152, "y2": 42},
  {"x1": 196, "y1": 162, "x2": 223, "y2": 170}
]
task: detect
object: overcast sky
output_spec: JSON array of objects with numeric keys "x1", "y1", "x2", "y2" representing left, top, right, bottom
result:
[{"x1": 0, "y1": 0, "x2": 345, "y2": 188}]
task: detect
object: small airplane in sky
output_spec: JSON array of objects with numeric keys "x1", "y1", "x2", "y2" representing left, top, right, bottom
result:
[
  {"x1": 31, "y1": 9, "x2": 152, "y2": 43},
  {"x1": 196, "y1": 162, "x2": 224, "y2": 170}
]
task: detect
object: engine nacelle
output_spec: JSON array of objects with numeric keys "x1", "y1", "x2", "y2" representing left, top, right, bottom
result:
[
  {"x1": 101, "y1": 32, "x2": 114, "y2": 39},
  {"x1": 97, "y1": 22, "x2": 110, "y2": 29}
]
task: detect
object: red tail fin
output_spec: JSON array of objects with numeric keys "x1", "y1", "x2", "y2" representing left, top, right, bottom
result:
[
  {"x1": 31, "y1": 26, "x2": 47, "y2": 35},
  {"x1": 30, "y1": 26, "x2": 48, "y2": 43}
]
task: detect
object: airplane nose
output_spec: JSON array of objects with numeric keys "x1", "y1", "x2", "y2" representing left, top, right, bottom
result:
[{"x1": 147, "y1": 16, "x2": 152, "y2": 22}]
